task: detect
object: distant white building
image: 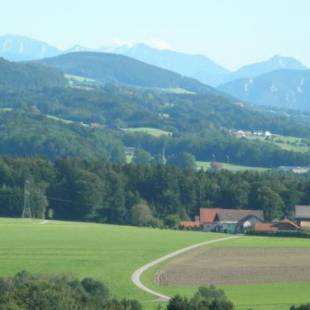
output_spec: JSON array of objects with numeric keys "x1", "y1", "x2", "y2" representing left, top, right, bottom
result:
[
  {"x1": 278, "y1": 166, "x2": 310, "y2": 174},
  {"x1": 265, "y1": 131, "x2": 272, "y2": 138}
]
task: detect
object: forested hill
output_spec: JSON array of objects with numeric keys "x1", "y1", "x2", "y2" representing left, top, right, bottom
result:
[
  {"x1": 0, "y1": 58, "x2": 65, "y2": 91},
  {"x1": 37, "y1": 52, "x2": 219, "y2": 95},
  {"x1": 1, "y1": 85, "x2": 310, "y2": 167},
  {"x1": 2, "y1": 85, "x2": 308, "y2": 138}
]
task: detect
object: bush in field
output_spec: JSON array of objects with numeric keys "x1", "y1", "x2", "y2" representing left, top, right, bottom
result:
[
  {"x1": 131, "y1": 200, "x2": 156, "y2": 226},
  {"x1": 291, "y1": 305, "x2": 310, "y2": 310},
  {"x1": 166, "y1": 286, "x2": 234, "y2": 310},
  {"x1": 0, "y1": 271, "x2": 141, "y2": 310}
]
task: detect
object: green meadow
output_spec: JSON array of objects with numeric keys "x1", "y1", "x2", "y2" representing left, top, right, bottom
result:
[
  {"x1": 2, "y1": 219, "x2": 310, "y2": 309},
  {"x1": 244, "y1": 133, "x2": 310, "y2": 154},
  {"x1": 122, "y1": 127, "x2": 172, "y2": 137},
  {"x1": 0, "y1": 218, "x2": 222, "y2": 306},
  {"x1": 196, "y1": 161, "x2": 268, "y2": 172}
]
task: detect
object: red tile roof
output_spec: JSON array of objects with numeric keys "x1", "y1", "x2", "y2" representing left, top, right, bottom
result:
[
  {"x1": 199, "y1": 208, "x2": 264, "y2": 224},
  {"x1": 200, "y1": 208, "x2": 220, "y2": 223}
]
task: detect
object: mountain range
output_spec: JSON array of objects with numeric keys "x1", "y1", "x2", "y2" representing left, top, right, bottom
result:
[
  {"x1": 1, "y1": 35, "x2": 307, "y2": 83},
  {"x1": 1, "y1": 40, "x2": 310, "y2": 168},
  {"x1": 0, "y1": 35, "x2": 59, "y2": 61},
  {"x1": 103, "y1": 43, "x2": 230, "y2": 86},
  {"x1": 1, "y1": 35, "x2": 310, "y2": 110}
]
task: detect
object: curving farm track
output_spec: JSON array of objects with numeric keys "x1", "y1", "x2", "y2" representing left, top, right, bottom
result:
[{"x1": 131, "y1": 235, "x2": 240, "y2": 301}]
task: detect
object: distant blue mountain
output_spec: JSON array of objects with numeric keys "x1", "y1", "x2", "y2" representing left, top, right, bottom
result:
[
  {"x1": 102, "y1": 43, "x2": 230, "y2": 86},
  {"x1": 0, "y1": 35, "x2": 60, "y2": 61},
  {"x1": 219, "y1": 69, "x2": 310, "y2": 111},
  {"x1": 230, "y1": 55, "x2": 307, "y2": 81}
]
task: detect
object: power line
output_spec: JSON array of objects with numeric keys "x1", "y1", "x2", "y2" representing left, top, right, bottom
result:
[{"x1": 0, "y1": 188, "x2": 105, "y2": 209}]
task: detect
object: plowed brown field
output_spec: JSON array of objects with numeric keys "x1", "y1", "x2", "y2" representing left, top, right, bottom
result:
[{"x1": 155, "y1": 247, "x2": 310, "y2": 286}]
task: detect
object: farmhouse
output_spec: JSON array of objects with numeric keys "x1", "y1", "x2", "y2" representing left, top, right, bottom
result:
[
  {"x1": 201, "y1": 208, "x2": 264, "y2": 233},
  {"x1": 181, "y1": 208, "x2": 264, "y2": 233},
  {"x1": 295, "y1": 205, "x2": 310, "y2": 230}
]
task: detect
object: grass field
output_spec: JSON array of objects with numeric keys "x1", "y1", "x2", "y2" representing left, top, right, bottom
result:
[
  {"x1": 162, "y1": 88, "x2": 196, "y2": 95},
  {"x1": 244, "y1": 134, "x2": 310, "y2": 154},
  {"x1": 196, "y1": 161, "x2": 268, "y2": 172},
  {"x1": 142, "y1": 236, "x2": 310, "y2": 310},
  {"x1": 122, "y1": 127, "x2": 172, "y2": 137},
  {"x1": 0, "y1": 218, "x2": 223, "y2": 308},
  {"x1": 46, "y1": 114, "x2": 74, "y2": 125},
  {"x1": 2, "y1": 219, "x2": 310, "y2": 309},
  {"x1": 0, "y1": 107, "x2": 13, "y2": 112}
]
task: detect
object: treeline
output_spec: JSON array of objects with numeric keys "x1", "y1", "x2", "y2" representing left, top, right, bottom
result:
[{"x1": 1, "y1": 157, "x2": 310, "y2": 224}]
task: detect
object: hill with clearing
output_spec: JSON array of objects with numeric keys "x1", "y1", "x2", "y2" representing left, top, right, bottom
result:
[{"x1": 38, "y1": 52, "x2": 217, "y2": 94}]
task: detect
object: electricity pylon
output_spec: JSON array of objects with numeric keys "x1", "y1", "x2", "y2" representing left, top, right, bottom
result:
[{"x1": 22, "y1": 180, "x2": 32, "y2": 219}]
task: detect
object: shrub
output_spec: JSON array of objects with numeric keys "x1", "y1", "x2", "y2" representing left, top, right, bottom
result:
[
  {"x1": 290, "y1": 305, "x2": 310, "y2": 310},
  {"x1": 0, "y1": 271, "x2": 141, "y2": 310},
  {"x1": 166, "y1": 286, "x2": 234, "y2": 310}
]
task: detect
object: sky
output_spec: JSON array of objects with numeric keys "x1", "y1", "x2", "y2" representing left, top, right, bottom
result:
[{"x1": 1, "y1": 0, "x2": 310, "y2": 70}]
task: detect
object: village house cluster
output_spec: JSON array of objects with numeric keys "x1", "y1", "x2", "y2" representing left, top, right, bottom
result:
[{"x1": 180, "y1": 206, "x2": 310, "y2": 234}]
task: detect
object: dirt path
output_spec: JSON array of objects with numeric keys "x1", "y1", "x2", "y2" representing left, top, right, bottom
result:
[{"x1": 131, "y1": 235, "x2": 240, "y2": 301}]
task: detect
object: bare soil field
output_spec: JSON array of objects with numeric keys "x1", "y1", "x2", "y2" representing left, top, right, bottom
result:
[{"x1": 155, "y1": 247, "x2": 310, "y2": 286}]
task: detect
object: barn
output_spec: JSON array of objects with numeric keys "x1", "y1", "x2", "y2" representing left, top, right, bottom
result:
[{"x1": 295, "y1": 205, "x2": 310, "y2": 230}]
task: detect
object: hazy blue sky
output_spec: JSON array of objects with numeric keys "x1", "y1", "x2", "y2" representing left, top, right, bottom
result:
[{"x1": 1, "y1": 0, "x2": 309, "y2": 69}]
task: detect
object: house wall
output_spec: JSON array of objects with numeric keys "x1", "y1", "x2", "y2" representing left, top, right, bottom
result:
[
  {"x1": 203, "y1": 222, "x2": 237, "y2": 234},
  {"x1": 203, "y1": 223, "x2": 218, "y2": 232},
  {"x1": 236, "y1": 216, "x2": 263, "y2": 233},
  {"x1": 300, "y1": 221, "x2": 310, "y2": 230},
  {"x1": 221, "y1": 223, "x2": 237, "y2": 234}
]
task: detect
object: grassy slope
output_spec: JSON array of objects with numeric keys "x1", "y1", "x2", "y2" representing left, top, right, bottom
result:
[
  {"x1": 142, "y1": 236, "x2": 310, "y2": 310},
  {"x1": 123, "y1": 127, "x2": 172, "y2": 137},
  {"x1": 196, "y1": 161, "x2": 269, "y2": 172},
  {"x1": 0, "y1": 218, "x2": 223, "y2": 306},
  {"x1": 245, "y1": 134, "x2": 310, "y2": 154}
]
